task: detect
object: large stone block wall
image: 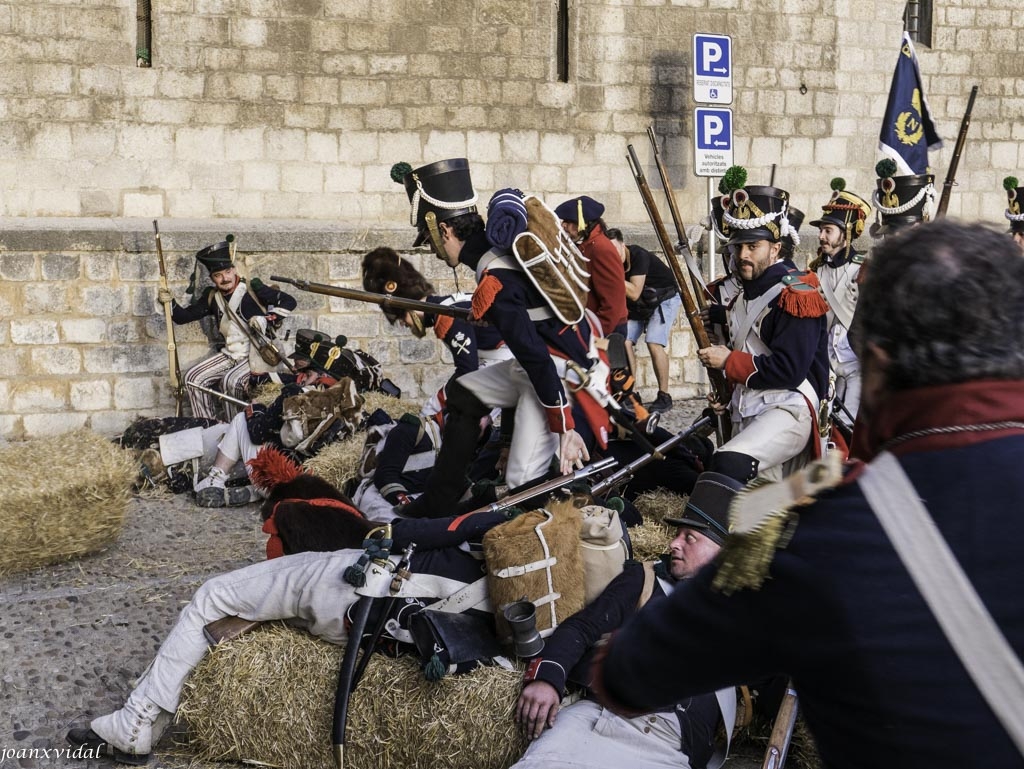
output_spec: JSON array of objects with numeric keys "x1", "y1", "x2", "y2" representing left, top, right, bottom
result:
[
  {"x1": 3, "y1": 0, "x2": 1024, "y2": 436},
  {"x1": 0, "y1": 220, "x2": 703, "y2": 441},
  {"x1": 1, "y1": 1, "x2": 1021, "y2": 227}
]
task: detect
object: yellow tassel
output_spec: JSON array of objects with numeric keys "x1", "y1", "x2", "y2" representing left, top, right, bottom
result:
[
  {"x1": 577, "y1": 199, "x2": 586, "y2": 232},
  {"x1": 712, "y1": 512, "x2": 795, "y2": 595}
]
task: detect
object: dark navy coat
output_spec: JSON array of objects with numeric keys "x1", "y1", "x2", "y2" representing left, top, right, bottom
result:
[{"x1": 598, "y1": 382, "x2": 1024, "y2": 769}]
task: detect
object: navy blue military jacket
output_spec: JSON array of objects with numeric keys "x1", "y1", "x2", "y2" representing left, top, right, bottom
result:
[
  {"x1": 171, "y1": 278, "x2": 296, "y2": 325},
  {"x1": 598, "y1": 381, "x2": 1024, "y2": 769},
  {"x1": 528, "y1": 559, "x2": 720, "y2": 768},
  {"x1": 373, "y1": 418, "x2": 438, "y2": 505},
  {"x1": 462, "y1": 230, "x2": 592, "y2": 427},
  {"x1": 424, "y1": 294, "x2": 506, "y2": 379},
  {"x1": 723, "y1": 261, "x2": 830, "y2": 401},
  {"x1": 395, "y1": 510, "x2": 506, "y2": 586}
]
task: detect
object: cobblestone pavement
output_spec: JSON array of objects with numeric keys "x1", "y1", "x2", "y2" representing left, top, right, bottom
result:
[{"x1": 0, "y1": 399, "x2": 765, "y2": 769}]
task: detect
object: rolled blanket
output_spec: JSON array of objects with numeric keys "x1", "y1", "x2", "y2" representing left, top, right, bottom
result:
[{"x1": 485, "y1": 188, "x2": 528, "y2": 250}]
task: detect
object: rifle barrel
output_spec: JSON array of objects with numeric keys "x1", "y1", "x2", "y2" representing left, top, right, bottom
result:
[
  {"x1": 154, "y1": 220, "x2": 184, "y2": 416},
  {"x1": 646, "y1": 127, "x2": 708, "y2": 312},
  {"x1": 271, "y1": 275, "x2": 471, "y2": 319},
  {"x1": 591, "y1": 416, "x2": 712, "y2": 496},
  {"x1": 466, "y1": 456, "x2": 618, "y2": 517},
  {"x1": 626, "y1": 145, "x2": 731, "y2": 417}
]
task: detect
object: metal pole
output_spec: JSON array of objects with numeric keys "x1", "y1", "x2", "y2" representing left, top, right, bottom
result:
[{"x1": 707, "y1": 177, "x2": 717, "y2": 285}]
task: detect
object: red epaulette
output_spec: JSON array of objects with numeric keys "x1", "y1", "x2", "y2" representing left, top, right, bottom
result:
[
  {"x1": 434, "y1": 315, "x2": 454, "y2": 340},
  {"x1": 778, "y1": 272, "x2": 829, "y2": 318},
  {"x1": 470, "y1": 274, "x2": 503, "y2": 320}
]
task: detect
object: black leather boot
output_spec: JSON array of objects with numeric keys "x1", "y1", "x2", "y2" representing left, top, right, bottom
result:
[
  {"x1": 709, "y1": 450, "x2": 760, "y2": 484},
  {"x1": 400, "y1": 381, "x2": 491, "y2": 519}
]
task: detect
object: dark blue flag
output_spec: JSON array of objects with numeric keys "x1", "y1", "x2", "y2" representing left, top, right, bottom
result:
[{"x1": 878, "y1": 32, "x2": 942, "y2": 175}]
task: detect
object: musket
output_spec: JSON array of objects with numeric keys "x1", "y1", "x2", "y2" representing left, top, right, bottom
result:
[
  {"x1": 271, "y1": 275, "x2": 472, "y2": 320},
  {"x1": 154, "y1": 220, "x2": 184, "y2": 416},
  {"x1": 626, "y1": 145, "x2": 732, "y2": 441},
  {"x1": 761, "y1": 684, "x2": 799, "y2": 769},
  {"x1": 457, "y1": 456, "x2": 618, "y2": 522},
  {"x1": 590, "y1": 415, "x2": 712, "y2": 497},
  {"x1": 186, "y1": 381, "x2": 249, "y2": 408},
  {"x1": 936, "y1": 85, "x2": 979, "y2": 218},
  {"x1": 646, "y1": 126, "x2": 709, "y2": 312}
]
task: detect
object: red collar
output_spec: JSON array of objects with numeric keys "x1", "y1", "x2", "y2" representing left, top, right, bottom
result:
[{"x1": 851, "y1": 379, "x2": 1024, "y2": 460}]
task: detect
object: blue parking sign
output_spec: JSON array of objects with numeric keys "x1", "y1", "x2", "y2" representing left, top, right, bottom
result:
[
  {"x1": 693, "y1": 34, "x2": 732, "y2": 104},
  {"x1": 693, "y1": 107, "x2": 733, "y2": 177}
]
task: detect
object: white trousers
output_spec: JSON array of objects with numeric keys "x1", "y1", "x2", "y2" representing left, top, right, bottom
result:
[
  {"x1": 139, "y1": 550, "x2": 361, "y2": 713},
  {"x1": 833, "y1": 358, "x2": 861, "y2": 429},
  {"x1": 457, "y1": 359, "x2": 561, "y2": 489},
  {"x1": 724, "y1": 405, "x2": 813, "y2": 482},
  {"x1": 510, "y1": 699, "x2": 690, "y2": 769}
]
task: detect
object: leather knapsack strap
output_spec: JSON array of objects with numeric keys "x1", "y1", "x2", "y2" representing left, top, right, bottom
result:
[
  {"x1": 730, "y1": 282, "x2": 785, "y2": 353},
  {"x1": 817, "y1": 267, "x2": 855, "y2": 330},
  {"x1": 859, "y1": 451, "x2": 1024, "y2": 756}
]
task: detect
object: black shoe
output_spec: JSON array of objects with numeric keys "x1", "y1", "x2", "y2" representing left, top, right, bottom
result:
[
  {"x1": 66, "y1": 727, "x2": 151, "y2": 765},
  {"x1": 647, "y1": 391, "x2": 673, "y2": 414}
]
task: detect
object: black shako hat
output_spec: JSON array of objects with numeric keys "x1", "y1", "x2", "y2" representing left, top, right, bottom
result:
[
  {"x1": 723, "y1": 184, "x2": 793, "y2": 246},
  {"x1": 871, "y1": 161, "x2": 935, "y2": 237},
  {"x1": 810, "y1": 180, "x2": 872, "y2": 239},
  {"x1": 195, "y1": 241, "x2": 233, "y2": 273},
  {"x1": 392, "y1": 159, "x2": 478, "y2": 247},
  {"x1": 663, "y1": 472, "x2": 744, "y2": 546},
  {"x1": 1003, "y1": 176, "x2": 1024, "y2": 235},
  {"x1": 289, "y1": 329, "x2": 351, "y2": 378}
]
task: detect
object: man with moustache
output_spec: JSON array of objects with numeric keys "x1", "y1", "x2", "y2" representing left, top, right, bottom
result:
[
  {"x1": 808, "y1": 180, "x2": 872, "y2": 428},
  {"x1": 696, "y1": 184, "x2": 830, "y2": 483}
]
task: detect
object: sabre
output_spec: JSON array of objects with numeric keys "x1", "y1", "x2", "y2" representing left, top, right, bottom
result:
[{"x1": 185, "y1": 381, "x2": 249, "y2": 408}]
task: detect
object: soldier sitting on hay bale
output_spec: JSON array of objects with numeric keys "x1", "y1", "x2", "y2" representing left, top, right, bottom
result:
[{"x1": 65, "y1": 457, "x2": 522, "y2": 765}]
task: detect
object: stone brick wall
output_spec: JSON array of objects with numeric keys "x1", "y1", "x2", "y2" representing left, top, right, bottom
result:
[
  {"x1": 0, "y1": 220, "x2": 701, "y2": 440},
  {"x1": 1, "y1": 1, "x2": 1021, "y2": 225},
  {"x1": 2, "y1": 0, "x2": 1023, "y2": 437}
]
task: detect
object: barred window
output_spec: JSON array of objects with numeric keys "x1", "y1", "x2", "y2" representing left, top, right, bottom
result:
[
  {"x1": 904, "y1": 1, "x2": 933, "y2": 48},
  {"x1": 557, "y1": 0, "x2": 569, "y2": 82}
]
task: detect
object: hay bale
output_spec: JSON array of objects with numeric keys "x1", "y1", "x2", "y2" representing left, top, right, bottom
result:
[
  {"x1": 632, "y1": 488, "x2": 687, "y2": 524},
  {"x1": 301, "y1": 433, "x2": 365, "y2": 490},
  {"x1": 628, "y1": 489, "x2": 686, "y2": 562},
  {"x1": 0, "y1": 429, "x2": 135, "y2": 576},
  {"x1": 301, "y1": 395, "x2": 421, "y2": 490},
  {"x1": 251, "y1": 381, "x2": 283, "y2": 406},
  {"x1": 178, "y1": 624, "x2": 527, "y2": 769},
  {"x1": 360, "y1": 391, "x2": 409, "y2": 418},
  {"x1": 629, "y1": 519, "x2": 675, "y2": 562}
]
